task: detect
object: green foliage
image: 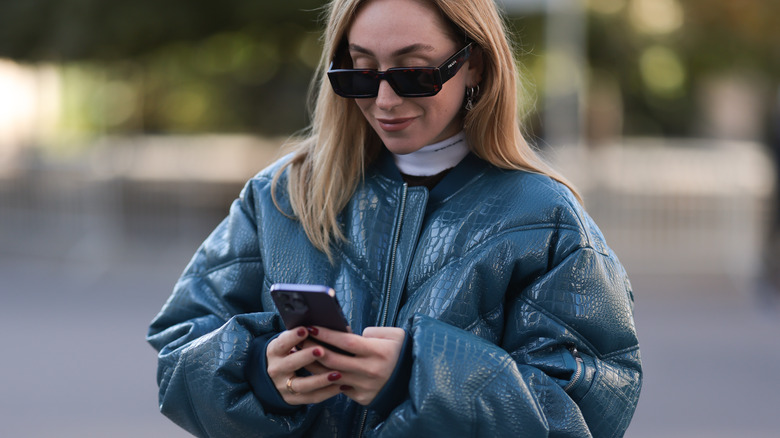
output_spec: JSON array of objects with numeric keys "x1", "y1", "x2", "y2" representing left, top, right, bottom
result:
[
  {"x1": 0, "y1": 0, "x2": 327, "y2": 135},
  {"x1": 2, "y1": 0, "x2": 778, "y2": 138},
  {"x1": 0, "y1": 0, "x2": 324, "y2": 61},
  {"x1": 586, "y1": 0, "x2": 780, "y2": 137}
]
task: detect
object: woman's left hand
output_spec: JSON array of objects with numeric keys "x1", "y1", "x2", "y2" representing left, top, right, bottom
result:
[{"x1": 302, "y1": 326, "x2": 406, "y2": 406}]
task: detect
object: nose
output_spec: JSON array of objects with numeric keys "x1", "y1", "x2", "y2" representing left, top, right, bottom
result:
[{"x1": 375, "y1": 78, "x2": 403, "y2": 110}]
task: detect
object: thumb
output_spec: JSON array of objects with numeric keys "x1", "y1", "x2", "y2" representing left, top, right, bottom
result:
[{"x1": 362, "y1": 326, "x2": 406, "y2": 342}]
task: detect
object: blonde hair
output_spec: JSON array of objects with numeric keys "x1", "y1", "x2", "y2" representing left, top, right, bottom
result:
[{"x1": 273, "y1": 0, "x2": 580, "y2": 258}]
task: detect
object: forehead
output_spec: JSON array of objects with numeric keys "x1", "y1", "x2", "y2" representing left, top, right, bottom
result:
[{"x1": 346, "y1": 0, "x2": 456, "y2": 51}]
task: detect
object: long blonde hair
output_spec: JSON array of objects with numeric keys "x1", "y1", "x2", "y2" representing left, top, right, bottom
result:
[{"x1": 273, "y1": 0, "x2": 580, "y2": 258}]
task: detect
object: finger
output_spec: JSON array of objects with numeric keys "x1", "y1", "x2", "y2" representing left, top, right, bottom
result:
[
  {"x1": 289, "y1": 370, "x2": 345, "y2": 394},
  {"x1": 268, "y1": 327, "x2": 309, "y2": 358},
  {"x1": 268, "y1": 345, "x2": 327, "y2": 381},
  {"x1": 313, "y1": 337, "x2": 404, "y2": 384},
  {"x1": 298, "y1": 339, "x2": 319, "y2": 350},
  {"x1": 302, "y1": 360, "x2": 332, "y2": 376},
  {"x1": 301, "y1": 385, "x2": 344, "y2": 404},
  {"x1": 307, "y1": 326, "x2": 368, "y2": 356},
  {"x1": 282, "y1": 370, "x2": 345, "y2": 401},
  {"x1": 276, "y1": 345, "x2": 332, "y2": 375},
  {"x1": 306, "y1": 344, "x2": 364, "y2": 374},
  {"x1": 298, "y1": 341, "x2": 333, "y2": 375},
  {"x1": 283, "y1": 377, "x2": 344, "y2": 405}
]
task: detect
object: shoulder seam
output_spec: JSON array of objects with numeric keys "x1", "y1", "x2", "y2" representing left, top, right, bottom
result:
[{"x1": 534, "y1": 175, "x2": 593, "y2": 248}]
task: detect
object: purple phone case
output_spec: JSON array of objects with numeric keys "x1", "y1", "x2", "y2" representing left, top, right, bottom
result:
[{"x1": 270, "y1": 283, "x2": 350, "y2": 332}]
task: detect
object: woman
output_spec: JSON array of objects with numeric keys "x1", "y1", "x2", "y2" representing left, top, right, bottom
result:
[{"x1": 147, "y1": 0, "x2": 642, "y2": 436}]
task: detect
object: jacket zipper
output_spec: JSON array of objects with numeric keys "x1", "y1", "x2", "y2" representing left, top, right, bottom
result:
[
  {"x1": 357, "y1": 183, "x2": 408, "y2": 438},
  {"x1": 564, "y1": 346, "x2": 584, "y2": 393},
  {"x1": 379, "y1": 183, "x2": 408, "y2": 327}
]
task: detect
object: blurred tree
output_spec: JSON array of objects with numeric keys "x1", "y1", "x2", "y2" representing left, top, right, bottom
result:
[
  {"x1": 587, "y1": 0, "x2": 780, "y2": 138},
  {"x1": 0, "y1": 0, "x2": 323, "y2": 61},
  {"x1": 2, "y1": 0, "x2": 778, "y2": 139},
  {"x1": 684, "y1": 0, "x2": 780, "y2": 74},
  {"x1": 0, "y1": 0, "x2": 325, "y2": 136}
]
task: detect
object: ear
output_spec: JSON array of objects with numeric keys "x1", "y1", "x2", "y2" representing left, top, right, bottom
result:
[{"x1": 466, "y1": 46, "x2": 484, "y2": 86}]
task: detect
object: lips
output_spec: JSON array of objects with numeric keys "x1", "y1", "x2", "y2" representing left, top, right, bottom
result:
[{"x1": 376, "y1": 117, "x2": 416, "y2": 132}]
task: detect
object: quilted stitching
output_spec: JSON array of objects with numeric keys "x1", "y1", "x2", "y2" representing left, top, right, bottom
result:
[{"x1": 147, "y1": 153, "x2": 642, "y2": 438}]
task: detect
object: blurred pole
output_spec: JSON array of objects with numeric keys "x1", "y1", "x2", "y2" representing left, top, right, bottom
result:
[
  {"x1": 498, "y1": 0, "x2": 586, "y2": 148},
  {"x1": 767, "y1": 87, "x2": 780, "y2": 292},
  {"x1": 543, "y1": 0, "x2": 585, "y2": 148},
  {"x1": 773, "y1": 88, "x2": 780, "y2": 229}
]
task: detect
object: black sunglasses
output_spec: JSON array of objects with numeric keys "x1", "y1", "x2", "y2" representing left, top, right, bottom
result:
[{"x1": 327, "y1": 42, "x2": 473, "y2": 98}]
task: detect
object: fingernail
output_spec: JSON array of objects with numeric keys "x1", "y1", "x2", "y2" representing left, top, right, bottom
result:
[
  {"x1": 296, "y1": 327, "x2": 306, "y2": 337},
  {"x1": 327, "y1": 372, "x2": 342, "y2": 382},
  {"x1": 306, "y1": 326, "x2": 319, "y2": 336},
  {"x1": 340, "y1": 385, "x2": 353, "y2": 391},
  {"x1": 313, "y1": 348, "x2": 323, "y2": 357}
]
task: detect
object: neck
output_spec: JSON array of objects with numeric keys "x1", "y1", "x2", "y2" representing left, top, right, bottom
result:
[{"x1": 392, "y1": 131, "x2": 469, "y2": 176}]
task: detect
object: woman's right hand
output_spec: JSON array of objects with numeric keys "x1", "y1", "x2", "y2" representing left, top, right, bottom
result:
[{"x1": 265, "y1": 327, "x2": 344, "y2": 405}]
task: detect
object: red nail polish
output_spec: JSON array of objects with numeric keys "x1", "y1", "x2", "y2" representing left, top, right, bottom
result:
[
  {"x1": 296, "y1": 327, "x2": 307, "y2": 337},
  {"x1": 340, "y1": 385, "x2": 352, "y2": 391},
  {"x1": 306, "y1": 326, "x2": 319, "y2": 336},
  {"x1": 328, "y1": 372, "x2": 341, "y2": 382},
  {"x1": 313, "y1": 348, "x2": 323, "y2": 357}
]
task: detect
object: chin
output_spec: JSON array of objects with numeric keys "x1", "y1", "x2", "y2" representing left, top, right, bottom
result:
[
  {"x1": 374, "y1": 127, "x2": 431, "y2": 155},
  {"x1": 379, "y1": 137, "x2": 422, "y2": 155}
]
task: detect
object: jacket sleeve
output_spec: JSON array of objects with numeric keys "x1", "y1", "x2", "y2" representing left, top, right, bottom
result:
[
  {"x1": 370, "y1": 246, "x2": 642, "y2": 438},
  {"x1": 146, "y1": 182, "x2": 318, "y2": 438}
]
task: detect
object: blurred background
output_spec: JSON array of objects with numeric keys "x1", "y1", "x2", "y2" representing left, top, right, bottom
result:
[{"x1": 1, "y1": 0, "x2": 778, "y2": 436}]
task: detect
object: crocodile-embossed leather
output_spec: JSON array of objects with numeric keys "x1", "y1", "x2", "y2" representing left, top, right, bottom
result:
[{"x1": 148, "y1": 151, "x2": 642, "y2": 438}]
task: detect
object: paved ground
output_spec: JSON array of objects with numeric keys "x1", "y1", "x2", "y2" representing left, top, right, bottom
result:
[
  {"x1": 627, "y1": 273, "x2": 780, "y2": 438},
  {"x1": 0, "y1": 235, "x2": 196, "y2": 438},
  {"x1": 1, "y1": 223, "x2": 778, "y2": 437}
]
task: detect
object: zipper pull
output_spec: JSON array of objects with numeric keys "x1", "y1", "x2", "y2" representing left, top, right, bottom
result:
[
  {"x1": 570, "y1": 345, "x2": 584, "y2": 363},
  {"x1": 564, "y1": 345, "x2": 584, "y2": 393}
]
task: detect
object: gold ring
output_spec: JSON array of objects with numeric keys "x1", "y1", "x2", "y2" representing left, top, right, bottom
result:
[{"x1": 286, "y1": 376, "x2": 299, "y2": 395}]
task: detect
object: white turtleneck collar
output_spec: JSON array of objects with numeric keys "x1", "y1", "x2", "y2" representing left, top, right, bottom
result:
[{"x1": 392, "y1": 131, "x2": 469, "y2": 176}]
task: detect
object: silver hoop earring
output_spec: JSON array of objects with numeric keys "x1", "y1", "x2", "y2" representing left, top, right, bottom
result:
[{"x1": 465, "y1": 85, "x2": 480, "y2": 111}]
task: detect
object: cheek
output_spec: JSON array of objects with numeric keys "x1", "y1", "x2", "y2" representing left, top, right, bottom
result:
[{"x1": 428, "y1": 89, "x2": 465, "y2": 120}]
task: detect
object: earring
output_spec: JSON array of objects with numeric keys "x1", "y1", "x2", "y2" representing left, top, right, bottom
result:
[{"x1": 465, "y1": 85, "x2": 480, "y2": 111}]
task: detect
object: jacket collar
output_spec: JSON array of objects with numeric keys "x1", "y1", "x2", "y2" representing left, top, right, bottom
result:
[{"x1": 372, "y1": 148, "x2": 490, "y2": 204}]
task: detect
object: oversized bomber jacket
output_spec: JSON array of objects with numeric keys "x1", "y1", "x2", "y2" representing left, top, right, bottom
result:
[{"x1": 147, "y1": 151, "x2": 642, "y2": 438}]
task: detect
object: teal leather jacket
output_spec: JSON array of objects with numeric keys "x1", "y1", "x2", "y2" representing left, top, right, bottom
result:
[{"x1": 147, "y1": 152, "x2": 642, "y2": 437}]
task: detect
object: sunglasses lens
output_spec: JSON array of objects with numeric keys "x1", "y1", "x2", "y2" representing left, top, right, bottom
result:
[
  {"x1": 329, "y1": 71, "x2": 379, "y2": 97},
  {"x1": 389, "y1": 69, "x2": 438, "y2": 96},
  {"x1": 328, "y1": 68, "x2": 440, "y2": 97}
]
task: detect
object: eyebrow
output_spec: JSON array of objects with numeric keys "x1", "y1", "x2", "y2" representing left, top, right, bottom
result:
[{"x1": 348, "y1": 43, "x2": 437, "y2": 58}]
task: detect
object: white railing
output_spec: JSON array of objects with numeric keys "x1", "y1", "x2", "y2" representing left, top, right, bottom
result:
[
  {"x1": 551, "y1": 138, "x2": 776, "y2": 278},
  {"x1": 2, "y1": 136, "x2": 776, "y2": 280}
]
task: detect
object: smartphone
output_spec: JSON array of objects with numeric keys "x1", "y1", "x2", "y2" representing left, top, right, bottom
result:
[{"x1": 270, "y1": 283, "x2": 353, "y2": 355}]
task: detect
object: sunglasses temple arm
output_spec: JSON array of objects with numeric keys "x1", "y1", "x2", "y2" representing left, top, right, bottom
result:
[{"x1": 440, "y1": 44, "x2": 472, "y2": 83}]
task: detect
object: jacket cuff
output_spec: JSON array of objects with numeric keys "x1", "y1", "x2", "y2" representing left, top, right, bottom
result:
[
  {"x1": 367, "y1": 329, "x2": 413, "y2": 416},
  {"x1": 245, "y1": 332, "x2": 303, "y2": 415}
]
